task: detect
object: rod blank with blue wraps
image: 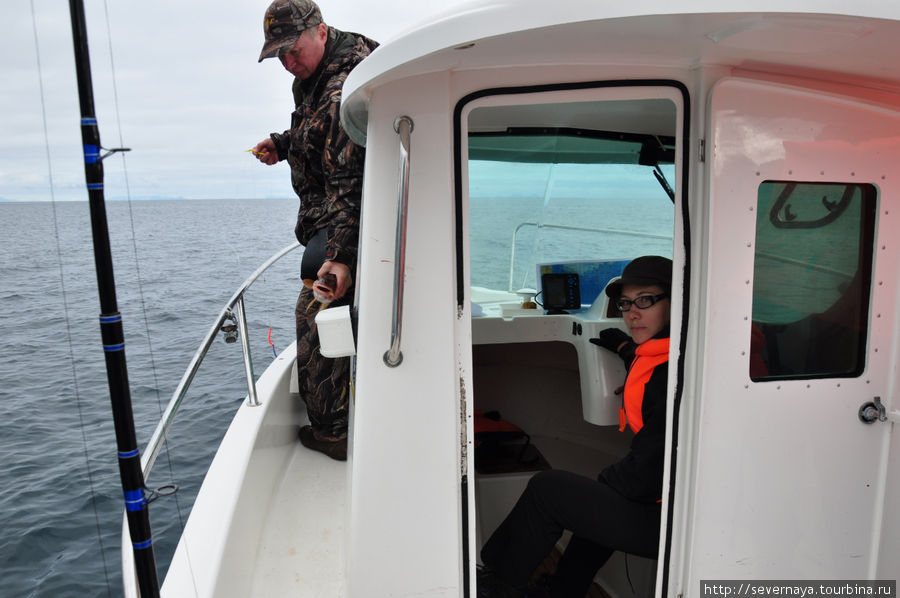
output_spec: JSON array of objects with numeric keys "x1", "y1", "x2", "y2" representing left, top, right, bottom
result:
[{"x1": 67, "y1": 1, "x2": 160, "y2": 595}]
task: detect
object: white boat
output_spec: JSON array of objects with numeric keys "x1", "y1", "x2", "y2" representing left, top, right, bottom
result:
[{"x1": 123, "y1": 1, "x2": 900, "y2": 596}]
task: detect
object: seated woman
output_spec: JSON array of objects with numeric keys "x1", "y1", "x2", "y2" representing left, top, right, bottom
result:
[{"x1": 479, "y1": 255, "x2": 673, "y2": 598}]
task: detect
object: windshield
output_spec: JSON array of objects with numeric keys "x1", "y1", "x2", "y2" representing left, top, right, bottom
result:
[{"x1": 468, "y1": 124, "x2": 675, "y2": 304}]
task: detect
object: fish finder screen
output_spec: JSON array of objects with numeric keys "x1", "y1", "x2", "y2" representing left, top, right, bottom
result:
[{"x1": 541, "y1": 273, "x2": 581, "y2": 310}]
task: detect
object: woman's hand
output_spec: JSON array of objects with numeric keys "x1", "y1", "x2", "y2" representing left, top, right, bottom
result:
[{"x1": 590, "y1": 328, "x2": 631, "y2": 353}]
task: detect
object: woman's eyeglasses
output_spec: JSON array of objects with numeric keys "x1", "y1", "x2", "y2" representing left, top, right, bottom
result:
[{"x1": 616, "y1": 293, "x2": 668, "y2": 312}]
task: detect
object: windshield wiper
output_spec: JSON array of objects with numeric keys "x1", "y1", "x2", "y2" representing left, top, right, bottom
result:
[{"x1": 653, "y1": 164, "x2": 675, "y2": 202}]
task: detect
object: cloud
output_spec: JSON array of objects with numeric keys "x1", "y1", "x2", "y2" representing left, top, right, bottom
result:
[{"x1": 2, "y1": 0, "x2": 462, "y2": 202}]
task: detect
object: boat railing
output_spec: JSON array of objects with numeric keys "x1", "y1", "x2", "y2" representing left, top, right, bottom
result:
[
  {"x1": 508, "y1": 222, "x2": 671, "y2": 292},
  {"x1": 140, "y1": 241, "x2": 302, "y2": 479}
]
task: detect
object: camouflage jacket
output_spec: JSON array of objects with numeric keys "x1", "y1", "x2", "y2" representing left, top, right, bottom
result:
[{"x1": 270, "y1": 27, "x2": 377, "y2": 268}]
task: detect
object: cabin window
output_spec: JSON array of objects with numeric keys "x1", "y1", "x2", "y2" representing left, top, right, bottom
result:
[
  {"x1": 749, "y1": 181, "x2": 877, "y2": 381},
  {"x1": 467, "y1": 99, "x2": 676, "y2": 305}
]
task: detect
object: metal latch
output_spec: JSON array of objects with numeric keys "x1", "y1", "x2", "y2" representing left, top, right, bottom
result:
[{"x1": 859, "y1": 397, "x2": 900, "y2": 424}]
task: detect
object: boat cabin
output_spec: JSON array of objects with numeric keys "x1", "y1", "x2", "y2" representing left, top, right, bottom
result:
[{"x1": 339, "y1": 1, "x2": 900, "y2": 596}]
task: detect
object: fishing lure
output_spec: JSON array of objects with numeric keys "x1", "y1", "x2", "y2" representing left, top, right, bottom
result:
[{"x1": 267, "y1": 327, "x2": 277, "y2": 357}]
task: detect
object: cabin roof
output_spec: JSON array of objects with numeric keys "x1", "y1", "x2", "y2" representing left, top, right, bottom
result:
[{"x1": 341, "y1": 0, "x2": 900, "y2": 144}]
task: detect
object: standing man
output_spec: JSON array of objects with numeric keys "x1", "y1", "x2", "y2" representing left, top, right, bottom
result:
[{"x1": 253, "y1": 0, "x2": 377, "y2": 461}]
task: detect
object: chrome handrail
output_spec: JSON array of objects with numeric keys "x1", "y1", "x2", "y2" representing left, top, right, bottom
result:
[
  {"x1": 140, "y1": 241, "x2": 302, "y2": 478},
  {"x1": 508, "y1": 222, "x2": 672, "y2": 292},
  {"x1": 233, "y1": 296, "x2": 258, "y2": 406},
  {"x1": 383, "y1": 116, "x2": 413, "y2": 368}
]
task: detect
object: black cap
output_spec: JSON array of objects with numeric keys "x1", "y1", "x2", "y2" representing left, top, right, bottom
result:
[{"x1": 605, "y1": 255, "x2": 672, "y2": 299}]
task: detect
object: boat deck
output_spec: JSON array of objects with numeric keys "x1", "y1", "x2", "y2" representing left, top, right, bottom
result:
[
  {"x1": 154, "y1": 347, "x2": 350, "y2": 598},
  {"x1": 251, "y1": 435, "x2": 348, "y2": 597}
]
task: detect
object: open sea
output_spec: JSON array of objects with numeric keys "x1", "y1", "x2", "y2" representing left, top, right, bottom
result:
[
  {"x1": 0, "y1": 198, "x2": 301, "y2": 597},
  {"x1": 0, "y1": 194, "x2": 671, "y2": 597}
]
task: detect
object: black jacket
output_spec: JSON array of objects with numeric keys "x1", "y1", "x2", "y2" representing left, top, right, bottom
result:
[{"x1": 598, "y1": 342, "x2": 668, "y2": 503}]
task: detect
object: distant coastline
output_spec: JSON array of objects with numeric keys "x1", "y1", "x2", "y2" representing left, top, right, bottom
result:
[{"x1": 0, "y1": 196, "x2": 293, "y2": 203}]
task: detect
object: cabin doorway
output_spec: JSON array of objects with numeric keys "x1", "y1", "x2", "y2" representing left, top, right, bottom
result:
[{"x1": 458, "y1": 83, "x2": 686, "y2": 597}]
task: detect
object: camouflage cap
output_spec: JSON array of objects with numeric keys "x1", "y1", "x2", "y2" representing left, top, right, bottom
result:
[{"x1": 258, "y1": 0, "x2": 324, "y2": 63}]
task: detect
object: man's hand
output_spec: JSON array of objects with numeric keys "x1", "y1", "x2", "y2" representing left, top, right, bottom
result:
[
  {"x1": 316, "y1": 261, "x2": 352, "y2": 302},
  {"x1": 251, "y1": 138, "x2": 280, "y2": 165}
]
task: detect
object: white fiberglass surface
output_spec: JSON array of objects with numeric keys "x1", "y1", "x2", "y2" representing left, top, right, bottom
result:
[
  {"x1": 250, "y1": 442, "x2": 347, "y2": 597},
  {"x1": 343, "y1": 6, "x2": 900, "y2": 145},
  {"x1": 688, "y1": 76, "x2": 900, "y2": 583}
]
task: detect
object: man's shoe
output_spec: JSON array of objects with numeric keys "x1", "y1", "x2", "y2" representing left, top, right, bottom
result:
[{"x1": 298, "y1": 425, "x2": 347, "y2": 461}]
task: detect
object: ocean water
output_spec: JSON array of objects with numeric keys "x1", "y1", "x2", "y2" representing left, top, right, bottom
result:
[
  {"x1": 470, "y1": 194, "x2": 673, "y2": 294},
  {"x1": 0, "y1": 194, "x2": 673, "y2": 597},
  {"x1": 0, "y1": 198, "x2": 300, "y2": 597}
]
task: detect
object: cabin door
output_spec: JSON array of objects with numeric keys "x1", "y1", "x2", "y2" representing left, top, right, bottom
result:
[{"x1": 685, "y1": 77, "x2": 900, "y2": 583}]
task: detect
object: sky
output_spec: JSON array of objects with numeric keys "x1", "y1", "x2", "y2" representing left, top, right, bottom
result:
[{"x1": 2, "y1": 0, "x2": 468, "y2": 202}]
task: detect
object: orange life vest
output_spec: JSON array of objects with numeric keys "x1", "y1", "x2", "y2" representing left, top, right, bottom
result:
[{"x1": 619, "y1": 338, "x2": 670, "y2": 433}]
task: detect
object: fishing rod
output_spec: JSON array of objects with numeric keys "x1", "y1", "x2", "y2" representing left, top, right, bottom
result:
[{"x1": 67, "y1": 1, "x2": 160, "y2": 596}]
